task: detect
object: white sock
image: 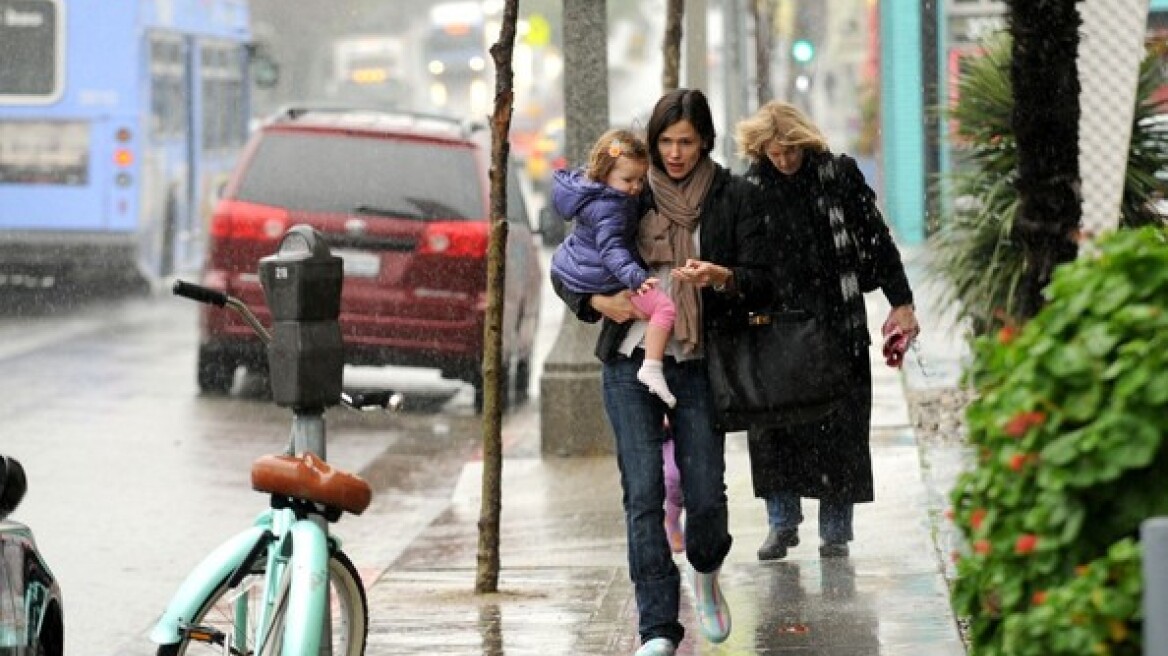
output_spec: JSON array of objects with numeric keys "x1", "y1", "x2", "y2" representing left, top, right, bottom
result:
[{"x1": 637, "y1": 359, "x2": 676, "y2": 408}]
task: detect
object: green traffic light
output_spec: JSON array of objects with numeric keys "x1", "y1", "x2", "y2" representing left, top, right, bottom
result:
[{"x1": 792, "y1": 39, "x2": 814, "y2": 63}]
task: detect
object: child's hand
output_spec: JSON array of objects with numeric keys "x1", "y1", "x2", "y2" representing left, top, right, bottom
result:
[{"x1": 638, "y1": 277, "x2": 659, "y2": 294}]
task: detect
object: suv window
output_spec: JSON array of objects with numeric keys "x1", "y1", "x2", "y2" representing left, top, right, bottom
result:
[{"x1": 234, "y1": 131, "x2": 484, "y2": 219}]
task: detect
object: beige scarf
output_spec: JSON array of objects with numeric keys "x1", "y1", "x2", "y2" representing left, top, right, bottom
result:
[{"x1": 637, "y1": 158, "x2": 716, "y2": 354}]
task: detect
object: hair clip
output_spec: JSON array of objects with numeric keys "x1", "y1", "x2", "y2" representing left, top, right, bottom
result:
[{"x1": 609, "y1": 142, "x2": 623, "y2": 158}]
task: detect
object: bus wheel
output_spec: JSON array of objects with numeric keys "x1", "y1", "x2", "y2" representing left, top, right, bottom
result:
[{"x1": 197, "y1": 345, "x2": 235, "y2": 394}]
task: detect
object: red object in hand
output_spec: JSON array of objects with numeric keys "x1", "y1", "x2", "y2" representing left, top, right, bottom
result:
[{"x1": 882, "y1": 319, "x2": 910, "y2": 369}]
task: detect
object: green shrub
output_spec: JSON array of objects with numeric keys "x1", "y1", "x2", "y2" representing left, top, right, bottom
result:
[{"x1": 949, "y1": 226, "x2": 1168, "y2": 655}]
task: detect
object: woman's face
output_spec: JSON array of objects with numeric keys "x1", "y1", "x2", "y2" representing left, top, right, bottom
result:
[
  {"x1": 656, "y1": 120, "x2": 703, "y2": 180},
  {"x1": 764, "y1": 140, "x2": 804, "y2": 176}
]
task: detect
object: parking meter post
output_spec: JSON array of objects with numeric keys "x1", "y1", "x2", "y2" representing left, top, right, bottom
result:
[
  {"x1": 1144, "y1": 517, "x2": 1168, "y2": 656},
  {"x1": 258, "y1": 224, "x2": 344, "y2": 459}
]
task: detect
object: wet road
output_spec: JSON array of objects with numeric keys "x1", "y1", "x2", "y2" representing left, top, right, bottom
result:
[{"x1": 0, "y1": 286, "x2": 496, "y2": 655}]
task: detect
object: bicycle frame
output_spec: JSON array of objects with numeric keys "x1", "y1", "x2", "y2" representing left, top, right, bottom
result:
[
  {"x1": 148, "y1": 505, "x2": 332, "y2": 654},
  {"x1": 151, "y1": 412, "x2": 338, "y2": 654}
]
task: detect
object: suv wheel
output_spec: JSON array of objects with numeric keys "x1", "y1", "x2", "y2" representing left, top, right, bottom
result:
[
  {"x1": 513, "y1": 357, "x2": 531, "y2": 403},
  {"x1": 197, "y1": 345, "x2": 236, "y2": 394}
]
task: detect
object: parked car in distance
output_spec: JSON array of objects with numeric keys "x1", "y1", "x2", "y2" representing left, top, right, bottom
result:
[
  {"x1": 195, "y1": 106, "x2": 543, "y2": 410},
  {"x1": 0, "y1": 455, "x2": 64, "y2": 656}
]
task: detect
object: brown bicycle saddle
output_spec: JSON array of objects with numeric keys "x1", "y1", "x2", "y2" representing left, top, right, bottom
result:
[{"x1": 251, "y1": 452, "x2": 372, "y2": 516}]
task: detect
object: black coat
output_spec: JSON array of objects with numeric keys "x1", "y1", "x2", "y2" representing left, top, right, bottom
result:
[
  {"x1": 553, "y1": 163, "x2": 776, "y2": 363},
  {"x1": 744, "y1": 151, "x2": 913, "y2": 503}
]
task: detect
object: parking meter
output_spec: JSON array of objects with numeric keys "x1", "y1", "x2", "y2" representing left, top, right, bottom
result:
[{"x1": 258, "y1": 225, "x2": 344, "y2": 409}]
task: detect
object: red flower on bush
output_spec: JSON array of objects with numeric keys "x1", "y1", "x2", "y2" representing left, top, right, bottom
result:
[
  {"x1": 971, "y1": 508, "x2": 987, "y2": 531},
  {"x1": 974, "y1": 539, "x2": 992, "y2": 555},
  {"x1": 997, "y1": 325, "x2": 1017, "y2": 344},
  {"x1": 1032, "y1": 590, "x2": 1047, "y2": 605},
  {"x1": 1008, "y1": 453, "x2": 1028, "y2": 471},
  {"x1": 1015, "y1": 533, "x2": 1039, "y2": 555},
  {"x1": 1004, "y1": 411, "x2": 1047, "y2": 438}
]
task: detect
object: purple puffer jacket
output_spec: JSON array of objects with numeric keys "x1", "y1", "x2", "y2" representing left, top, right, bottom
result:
[{"x1": 549, "y1": 168, "x2": 650, "y2": 294}]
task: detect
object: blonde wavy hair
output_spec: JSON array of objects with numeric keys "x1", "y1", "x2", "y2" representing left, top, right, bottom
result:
[
  {"x1": 734, "y1": 100, "x2": 829, "y2": 162},
  {"x1": 586, "y1": 128, "x2": 649, "y2": 183}
]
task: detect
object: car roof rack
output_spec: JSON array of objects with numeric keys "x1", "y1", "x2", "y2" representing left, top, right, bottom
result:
[{"x1": 267, "y1": 103, "x2": 487, "y2": 138}]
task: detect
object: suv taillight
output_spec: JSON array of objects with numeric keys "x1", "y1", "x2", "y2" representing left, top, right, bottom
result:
[
  {"x1": 210, "y1": 200, "x2": 291, "y2": 241},
  {"x1": 417, "y1": 221, "x2": 490, "y2": 258}
]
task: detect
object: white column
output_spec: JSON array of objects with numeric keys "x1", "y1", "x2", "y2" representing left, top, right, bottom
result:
[{"x1": 1077, "y1": 0, "x2": 1150, "y2": 239}]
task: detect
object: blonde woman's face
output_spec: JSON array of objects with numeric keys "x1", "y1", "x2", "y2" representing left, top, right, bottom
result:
[{"x1": 765, "y1": 140, "x2": 804, "y2": 176}]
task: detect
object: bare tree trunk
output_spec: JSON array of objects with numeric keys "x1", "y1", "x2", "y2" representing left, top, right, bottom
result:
[
  {"x1": 663, "y1": 0, "x2": 685, "y2": 91},
  {"x1": 751, "y1": 0, "x2": 773, "y2": 106},
  {"x1": 1007, "y1": 0, "x2": 1082, "y2": 321},
  {"x1": 475, "y1": 0, "x2": 518, "y2": 595}
]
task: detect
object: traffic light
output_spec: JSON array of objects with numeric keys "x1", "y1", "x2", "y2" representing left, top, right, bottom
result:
[
  {"x1": 791, "y1": 38, "x2": 814, "y2": 64},
  {"x1": 791, "y1": 38, "x2": 814, "y2": 93}
]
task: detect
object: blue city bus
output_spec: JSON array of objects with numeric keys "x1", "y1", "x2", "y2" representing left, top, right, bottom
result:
[{"x1": 0, "y1": 0, "x2": 255, "y2": 289}]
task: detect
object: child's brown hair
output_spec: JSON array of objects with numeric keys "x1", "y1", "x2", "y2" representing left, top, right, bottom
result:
[{"x1": 585, "y1": 128, "x2": 649, "y2": 183}]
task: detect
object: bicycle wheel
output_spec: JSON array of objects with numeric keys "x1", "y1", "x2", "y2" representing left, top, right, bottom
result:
[{"x1": 156, "y1": 550, "x2": 368, "y2": 656}]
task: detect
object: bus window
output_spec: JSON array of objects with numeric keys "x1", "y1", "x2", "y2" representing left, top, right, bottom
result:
[
  {"x1": 0, "y1": 0, "x2": 63, "y2": 102},
  {"x1": 201, "y1": 43, "x2": 247, "y2": 151},
  {"x1": 150, "y1": 34, "x2": 189, "y2": 139}
]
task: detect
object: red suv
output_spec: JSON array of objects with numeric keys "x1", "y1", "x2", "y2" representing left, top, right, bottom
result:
[{"x1": 195, "y1": 107, "x2": 542, "y2": 409}]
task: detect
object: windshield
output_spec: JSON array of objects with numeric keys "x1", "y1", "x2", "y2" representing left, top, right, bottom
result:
[{"x1": 234, "y1": 131, "x2": 484, "y2": 219}]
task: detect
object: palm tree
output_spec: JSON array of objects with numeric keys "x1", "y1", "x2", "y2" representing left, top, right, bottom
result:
[
  {"x1": 1007, "y1": 0, "x2": 1082, "y2": 321},
  {"x1": 929, "y1": 33, "x2": 1168, "y2": 336}
]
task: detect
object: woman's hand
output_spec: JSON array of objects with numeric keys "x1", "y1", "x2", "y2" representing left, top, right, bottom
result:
[
  {"x1": 590, "y1": 291, "x2": 649, "y2": 323},
  {"x1": 886, "y1": 304, "x2": 920, "y2": 340},
  {"x1": 670, "y1": 259, "x2": 732, "y2": 290}
]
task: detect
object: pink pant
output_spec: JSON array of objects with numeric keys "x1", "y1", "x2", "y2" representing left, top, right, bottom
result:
[
  {"x1": 663, "y1": 433, "x2": 683, "y2": 512},
  {"x1": 630, "y1": 287, "x2": 676, "y2": 331}
]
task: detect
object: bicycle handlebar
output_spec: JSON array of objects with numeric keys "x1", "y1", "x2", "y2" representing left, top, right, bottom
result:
[
  {"x1": 172, "y1": 280, "x2": 402, "y2": 413},
  {"x1": 173, "y1": 280, "x2": 272, "y2": 345},
  {"x1": 172, "y1": 280, "x2": 228, "y2": 307}
]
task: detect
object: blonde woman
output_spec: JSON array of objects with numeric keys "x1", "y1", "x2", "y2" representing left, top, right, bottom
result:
[{"x1": 735, "y1": 100, "x2": 919, "y2": 561}]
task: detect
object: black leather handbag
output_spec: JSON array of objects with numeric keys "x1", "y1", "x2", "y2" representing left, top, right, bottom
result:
[{"x1": 706, "y1": 308, "x2": 851, "y2": 432}]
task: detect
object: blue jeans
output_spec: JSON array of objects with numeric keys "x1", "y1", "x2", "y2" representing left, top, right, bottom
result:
[
  {"x1": 766, "y1": 490, "x2": 854, "y2": 544},
  {"x1": 602, "y1": 351, "x2": 732, "y2": 646}
]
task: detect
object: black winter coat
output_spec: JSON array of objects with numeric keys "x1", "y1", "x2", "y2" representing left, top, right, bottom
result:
[{"x1": 744, "y1": 151, "x2": 913, "y2": 504}]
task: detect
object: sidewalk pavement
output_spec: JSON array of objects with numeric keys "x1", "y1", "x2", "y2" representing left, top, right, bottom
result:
[{"x1": 359, "y1": 246, "x2": 972, "y2": 655}]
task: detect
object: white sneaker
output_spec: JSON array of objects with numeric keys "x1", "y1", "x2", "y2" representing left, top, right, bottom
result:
[
  {"x1": 634, "y1": 637, "x2": 676, "y2": 656},
  {"x1": 692, "y1": 567, "x2": 731, "y2": 643}
]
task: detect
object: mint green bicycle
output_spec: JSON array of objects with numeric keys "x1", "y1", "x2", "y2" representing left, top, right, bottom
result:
[{"x1": 152, "y1": 280, "x2": 400, "y2": 656}]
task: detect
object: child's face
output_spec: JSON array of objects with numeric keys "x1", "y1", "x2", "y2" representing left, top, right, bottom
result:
[{"x1": 606, "y1": 156, "x2": 648, "y2": 197}]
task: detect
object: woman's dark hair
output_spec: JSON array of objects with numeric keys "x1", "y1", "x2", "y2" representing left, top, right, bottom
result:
[{"x1": 645, "y1": 88, "x2": 717, "y2": 171}]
